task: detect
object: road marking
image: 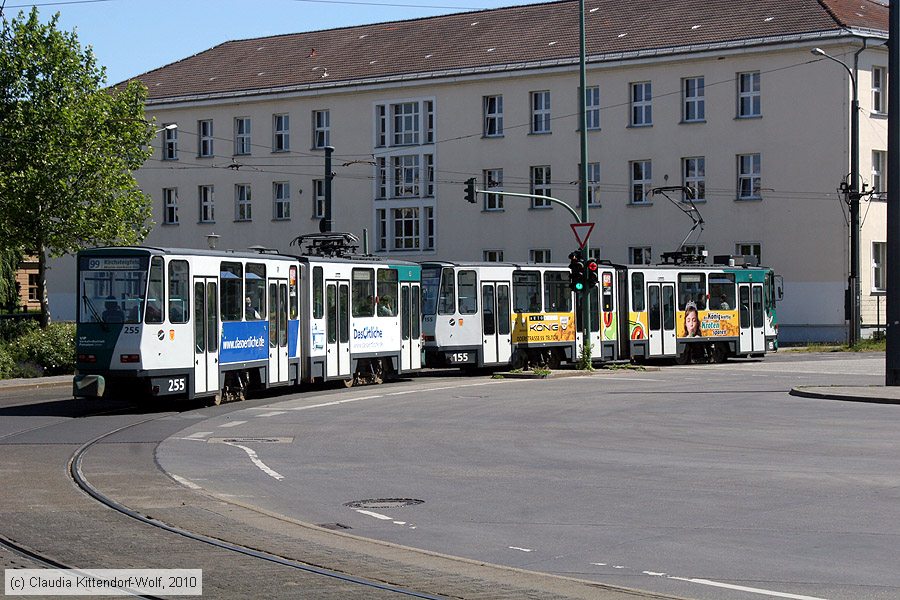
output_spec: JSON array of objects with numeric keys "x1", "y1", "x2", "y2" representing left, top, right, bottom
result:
[
  {"x1": 508, "y1": 546, "x2": 534, "y2": 552},
  {"x1": 284, "y1": 395, "x2": 383, "y2": 411},
  {"x1": 668, "y1": 577, "x2": 829, "y2": 600},
  {"x1": 219, "y1": 420, "x2": 246, "y2": 428},
  {"x1": 184, "y1": 431, "x2": 213, "y2": 439},
  {"x1": 169, "y1": 474, "x2": 201, "y2": 489},
  {"x1": 222, "y1": 441, "x2": 284, "y2": 481},
  {"x1": 255, "y1": 411, "x2": 286, "y2": 417},
  {"x1": 355, "y1": 509, "x2": 393, "y2": 520},
  {"x1": 643, "y1": 571, "x2": 666, "y2": 577},
  {"x1": 591, "y1": 562, "x2": 607, "y2": 566}
]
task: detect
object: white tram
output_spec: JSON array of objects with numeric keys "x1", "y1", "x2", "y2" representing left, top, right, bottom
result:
[{"x1": 73, "y1": 244, "x2": 421, "y2": 402}]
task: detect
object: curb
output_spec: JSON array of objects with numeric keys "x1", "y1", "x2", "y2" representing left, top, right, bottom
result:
[
  {"x1": 789, "y1": 386, "x2": 900, "y2": 405},
  {"x1": 0, "y1": 377, "x2": 71, "y2": 393}
]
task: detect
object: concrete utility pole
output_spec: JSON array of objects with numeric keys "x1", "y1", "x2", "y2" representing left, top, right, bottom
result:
[
  {"x1": 886, "y1": 5, "x2": 900, "y2": 385},
  {"x1": 577, "y1": 0, "x2": 591, "y2": 355}
]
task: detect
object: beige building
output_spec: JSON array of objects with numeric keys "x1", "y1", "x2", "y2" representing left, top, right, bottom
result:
[{"x1": 49, "y1": 0, "x2": 890, "y2": 343}]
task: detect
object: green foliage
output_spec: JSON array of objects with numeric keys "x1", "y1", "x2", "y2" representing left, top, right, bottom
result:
[
  {"x1": 0, "y1": 343, "x2": 15, "y2": 379},
  {"x1": 7, "y1": 322, "x2": 75, "y2": 376},
  {"x1": 576, "y1": 341, "x2": 594, "y2": 371},
  {"x1": 0, "y1": 248, "x2": 22, "y2": 309},
  {"x1": 0, "y1": 8, "x2": 155, "y2": 326},
  {"x1": 0, "y1": 317, "x2": 38, "y2": 341}
]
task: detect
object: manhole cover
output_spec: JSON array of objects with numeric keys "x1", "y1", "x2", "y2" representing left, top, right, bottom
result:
[{"x1": 344, "y1": 498, "x2": 424, "y2": 510}]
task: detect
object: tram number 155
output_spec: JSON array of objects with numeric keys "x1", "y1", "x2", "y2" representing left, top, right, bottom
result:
[{"x1": 447, "y1": 352, "x2": 473, "y2": 364}]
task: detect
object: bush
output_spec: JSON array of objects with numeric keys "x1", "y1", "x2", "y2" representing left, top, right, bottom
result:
[
  {"x1": 0, "y1": 316, "x2": 39, "y2": 342},
  {"x1": 8, "y1": 322, "x2": 76, "y2": 377},
  {"x1": 0, "y1": 343, "x2": 15, "y2": 379}
]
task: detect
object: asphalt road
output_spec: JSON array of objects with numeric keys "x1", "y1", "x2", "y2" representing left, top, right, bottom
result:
[{"x1": 156, "y1": 352, "x2": 898, "y2": 600}]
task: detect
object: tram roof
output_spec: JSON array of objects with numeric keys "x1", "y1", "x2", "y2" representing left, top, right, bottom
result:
[{"x1": 79, "y1": 246, "x2": 299, "y2": 261}]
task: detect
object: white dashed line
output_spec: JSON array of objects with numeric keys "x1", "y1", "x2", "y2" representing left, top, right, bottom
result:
[
  {"x1": 668, "y1": 577, "x2": 829, "y2": 600},
  {"x1": 222, "y1": 441, "x2": 284, "y2": 480},
  {"x1": 219, "y1": 420, "x2": 246, "y2": 428},
  {"x1": 255, "y1": 411, "x2": 286, "y2": 418},
  {"x1": 169, "y1": 474, "x2": 201, "y2": 489},
  {"x1": 508, "y1": 546, "x2": 533, "y2": 552},
  {"x1": 355, "y1": 509, "x2": 393, "y2": 520},
  {"x1": 182, "y1": 431, "x2": 213, "y2": 440}
]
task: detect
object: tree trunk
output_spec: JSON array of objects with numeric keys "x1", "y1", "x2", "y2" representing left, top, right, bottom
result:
[{"x1": 37, "y1": 248, "x2": 50, "y2": 328}]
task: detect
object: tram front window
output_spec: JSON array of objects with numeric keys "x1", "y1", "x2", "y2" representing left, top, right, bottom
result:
[
  {"x1": 78, "y1": 255, "x2": 149, "y2": 324},
  {"x1": 421, "y1": 267, "x2": 441, "y2": 316}
]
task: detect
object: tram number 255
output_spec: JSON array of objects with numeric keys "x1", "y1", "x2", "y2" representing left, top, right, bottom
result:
[
  {"x1": 167, "y1": 377, "x2": 186, "y2": 392},
  {"x1": 447, "y1": 352, "x2": 473, "y2": 364}
]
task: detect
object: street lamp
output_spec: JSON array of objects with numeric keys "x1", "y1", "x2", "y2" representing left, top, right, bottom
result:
[{"x1": 811, "y1": 47, "x2": 861, "y2": 347}]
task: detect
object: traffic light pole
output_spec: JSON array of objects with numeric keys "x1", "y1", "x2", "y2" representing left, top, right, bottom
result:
[
  {"x1": 577, "y1": 0, "x2": 591, "y2": 364},
  {"x1": 474, "y1": 190, "x2": 581, "y2": 222}
]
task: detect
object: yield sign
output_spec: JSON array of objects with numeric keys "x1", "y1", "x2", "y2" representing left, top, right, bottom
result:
[{"x1": 570, "y1": 222, "x2": 595, "y2": 248}]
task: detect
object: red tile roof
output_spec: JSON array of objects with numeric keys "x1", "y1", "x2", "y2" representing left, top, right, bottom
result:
[{"x1": 134, "y1": 0, "x2": 887, "y2": 101}]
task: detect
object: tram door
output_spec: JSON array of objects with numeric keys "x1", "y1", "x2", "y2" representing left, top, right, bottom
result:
[
  {"x1": 400, "y1": 282, "x2": 422, "y2": 371},
  {"x1": 647, "y1": 283, "x2": 676, "y2": 356},
  {"x1": 192, "y1": 278, "x2": 219, "y2": 396},
  {"x1": 481, "y1": 282, "x2": 512, "y2": 365},
  {"x1": 739, "y1": 283, "x2": 766, "y2": 353},
  {"x1": 325, "y1": 280, "x2": 351, "y2": 378},
  {"x1": 268, "y1": 279, "x2": 289, "y2": 384}
]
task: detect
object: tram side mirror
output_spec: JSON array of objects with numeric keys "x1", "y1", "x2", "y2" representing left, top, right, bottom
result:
[{"x1": 774, "y1": 275, "x2": 784, "y2": 302}]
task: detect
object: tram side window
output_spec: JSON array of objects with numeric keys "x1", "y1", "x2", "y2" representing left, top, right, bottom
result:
[
  {"x1": 438, "y1": 268, "x2": 456, "y2": 315},
  {"x1": 220, "y1": 262, "x2": 243, "y2": 321},
  {"x1": 246, "y1": 263, "x2": 266, "y2": 320},
  {"x1": 168, "y1": 260, "x2": 189, "y2": 324},
  {"x1": 352, "y1": 268, "x2": 375, "y2": 317},
  {"x1": 708, "y1": 273, "x2": 735, "y2": 310},
  {"x1": 631, "y1": 272, "x2": 645, "y2": 311},
  {"x1": 146, "y1": 256, "x2": 164, "y2": 324},
  {"x1": 513, "y1": 271, "x2": 541, "y2": 313},
  {"x1": 313, "y1": 266, "x2": 324, "y2": 319},
  {"x1": 377, "y1": 268, "x2": 399, "y2": 317},
  {"x1": 678, "y1": 273, "x2": 706, "y2": 310},
  {"x1": 458, "y1": 270, "x2": 477, "y2": 314},
  {"x1": 543, "y1": 271, "x2": 571, "y2": 312}
]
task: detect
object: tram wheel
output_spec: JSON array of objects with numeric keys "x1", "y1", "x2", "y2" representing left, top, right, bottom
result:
[
  {"x1": 209, "y1": 392, "x2": 223, "y2": 406},
  {"x1": 343, "y1": 377, "x2": 355, "y2": 388},
  {"x1": 510, "y1": 350, "x2": 528, "y2": 371},
  {"x1": 712, "y1": 343, "x2": 729, "y2": 363},
  {"x1": 546, "y1": 350, "x2": 561, "y2": 370},
  {"x1": 674, "y1": 347, "x2": 691, "y2": 365}
]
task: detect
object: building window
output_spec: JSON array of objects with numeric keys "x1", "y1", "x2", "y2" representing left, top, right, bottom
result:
[
  {"x1": 630, "y1": 81, "x2": 652, "y2": 126},
  {"x1": 273, "y1": 114, "x2": 290, "y2": 151},
  {"x1": 27, "y1": 273, "x2": 39, "y2": 302},
  {"x1": 392, "y1": 154, "x2": 420, "y2": 197},
  {"x1": 873, "y1": 150, "x2": 887, "y2": 199},
  {"x1": 629, "y1": 160, "x2": 652, "y2": 204},
  {"x1": 530, "y1": 249, "x2": 551, "y2": 263},
  {"x1": 483, "y1": 95, "x2": 504, "y2": 137},
  {"x1": 313, "y1": 110, "x2": 330, "y2": 148},
  {"x1": 586, "y1": 162, "x2": 601, "y2": 207},
  {"x1": 273, "y1": 182, "x2": 291, "y2": 220},
  {"x1": 737, "y1": 71, "x2": 761, "y2": 117},
  {"x1": 235, "y1": 184, "x2": 252, "y2": 222},
  {"x1": 234, "y1": 117, "x2": 251, "y2": 155},
  {"x1": 199, "y1": 185, "x2": 214, "y2": 223},
  {"x1": 375, "y1": 157, "x2": 387, "y2": 199},
  {"x1": 735, "y1": 242, "x2": 761, "y2": 264},
  {"x1": 530, "y1": 165, "x2": 551, "y2": 208},
  {"x1": 873, "y1": 66, "x2": 887, "y2": 114},
  {"x1": 162, "y1": 125, "x2": 178, "y2": 160},
  {"x1": 682, "y1": 157, "x2": 705, "y2": 202},
  {"x1": 425, "y1": 100, "x2": 434, "y2": 144},
  {"x1": 425, "y1": 205, "x2": 435, "y2": 249},
  {"x1": 873, "y1": 241, "x2": 886, "y2": 292},
  {"x1": 375, "y1": 105, "x2": 387, "y2": 147},
  {"x1": 376, "y1": 209, "x2": 387, "y2": 251},
  {"x1": 392, "y1": 102, "x2": 420, "y2": 145},
  {"x1": 483, "y1": 250, "x2": 504, "y2": 262},
  {"x1": 629, "y1": 246, "x2": 652, "y2": 265},
  {"x1": 163, "y1": 188, "x2": 178, "y2": 225},
  {"x1": 425, "y1": 154, "x2": 434, "y2": 196},
  {"x1": 683, "y1": 77, "x2": 705, "y2": 122},
  {"x1": 585, "y1": 85, "x2": 600, "y2": 130},
  {"x1": 313, "y1": 179, "x2": 325, "y2": 218},
  {"x1": 681, "y1": 244, "x2": 706, "y2": 257},
  {"x1": 198, "y1": 119, "x2": 213, "y2": 157},
  {"x1": 587, "y1": 247, "x2": 602, "y2": 261},
  {"x1": 393, "y1": 207, "x2": 420, "y2": 250},
  {"x1": 737, "y1": 153, "x2": 761, "y2": 200},
  {"x1": 531, "y1": 90, "x2": 551, "y2": 134},
  {"x1": 483, "y1": 168, "x2": 503, "y2": 210}
]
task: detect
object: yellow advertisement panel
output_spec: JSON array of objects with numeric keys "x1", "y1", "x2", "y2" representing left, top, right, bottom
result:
[
  {"x1": 512, "y1": 312, "x2": 576, "y2": 344},
  {"x1": 628, "y1": 312, "x2": 648, "y2": 340},
  {"x1": 678, "y1": 309, "x2": 739, "y2": 339},
  {"x1": 601, "y1": 310, "x2": 617, "y2": 341}
]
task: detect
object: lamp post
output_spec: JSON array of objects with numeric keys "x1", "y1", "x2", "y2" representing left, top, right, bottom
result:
[{"x1": 812, "y1": 47, "x2": 861, "y2": 347}]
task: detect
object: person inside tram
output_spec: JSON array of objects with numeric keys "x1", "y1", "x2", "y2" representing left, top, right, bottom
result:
[
  {"x1": 717, "y1": 294, "x2": 731, "y2": 310},
  {"x1": 246, "y1": 296, "x2": 261, "y2": 319},
  {"x1": 102, "y1": 297, "x2": 125, "y2": 323},
  {"x1": 378, "y1": 296, "x2": 393, "y2": 316}
]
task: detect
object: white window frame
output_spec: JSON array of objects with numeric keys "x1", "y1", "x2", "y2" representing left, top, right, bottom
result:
[
  {"x1": 313, "y1": 110, "x2": 330, "y2": 149},
  {"x1": 629, "y1": 246, "x2": 652, "y2": 265},
  {"x1": 873, "y1": 241, "x2": 886, "y2": 292},
  {"x1": 483, "y1": 168, "x2": 504, "y2": 211},
  {"x1": 163, "y1": 188, "x2": 178, "y2": 225},
  {"x1": 273, "y1": 181, "x2": 291, "y2": 220},
  {"x1": 483, "y1": 250, "x2": 504, "y2": 262},
  {"x1": 530, "y1": 165, "x2": 551, "y2": 208},
  {"x1": 873, "y1": 66, "x2": 887, "y2": 114},
  {"x1": 683, "y1": 77, "x2": 705, "y2": 122},
  {"x1": 313, "y1": 179, "x2": 325, "y2": 218},
  {"x1": 872, "y1": 150, "x2": 887, "y2": 200},
  {"x1": 393, "y1": 207, "x2": 421, "y2": 250},
  {"x1": 682, "y1": 156, "x2": 706, "y2": 202},
  {"x1": 376, "y1": 209, "x2": 387, "y2": 251},
  {"x1": 629, "y1": 160, "x2": 652, "y2": 204},
  {"x1": 587, "y1": 247, "x2": 602, "y2": 261},
  {"x1": 199, "y1": 185, "x2": 215, "y2": 223},
  {"x1": 425, "y1": 205, "x2": 435, "y2": 249},
  {"x1": 234, "y1": 117, "x2": 251, "y2": 155},
  {"x1": 586, "y1": 162, "x2": 601, "y2": 207},
  {"x1": 392, "y1": 154, "x2": 420, "y2": 198},
  {"x1": 483, "y1": 95, "x2": 504, "y2": 137},
  {"x1": 375, "y1": 157, "x2": 387, "y2": 199},
  {"x1": 530, "y1": 249, "x2": 551, "y2": 264},
  {"x1": 735, "y1": 242, "x2": 762, "y2": 264},
  {"x1": 737, "y1": 72, "x2": 761, "y2": 118},
  {"x1": 630, "y1": 82, "x2": 652, "y2": 126},
  {"x1": 235, "y1": 184, "x2": 252, "y2": 222},
  {"x1": 162, "y1": 125, "x2": 178, "y2": 160},
  {"x1": 737, "y1": 153, "x2": 762, "y2": 200},
  {"x1": 392, "y1": 102, "x2": 420, "y2": 146},
  {"x1": 273, "y1": 113, "x2": 290, "y2": 152},
  {"x1": 198, "y1": 119, "x2": 213, "y2": 157},
  {"x1": 585, "y1": 85, "x2": 600, "y2": 130},
  {"x1": 531, "y1": 90, "x2": 551, "y2": 134}
]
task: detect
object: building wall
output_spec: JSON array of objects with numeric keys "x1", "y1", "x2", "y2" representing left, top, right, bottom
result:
[{"x1": 48, "y1": 40, "x2": 890, "y2": 344}]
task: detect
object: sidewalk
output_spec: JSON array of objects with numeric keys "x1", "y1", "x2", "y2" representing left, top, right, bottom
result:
[
  {"x1": 0, "y1": 374, "x2": 71, "y2": 392},
  {"x1": 790, "y1": 385, "x2": 900, "y2": 405}
]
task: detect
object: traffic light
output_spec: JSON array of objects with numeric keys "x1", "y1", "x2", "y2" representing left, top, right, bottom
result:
[
  {"x1": 465, "y1": 178, "x2": 476, "y2": 203},
  {"x1": 585, "y1": 258, "x2": 599, "y2": 288},
  {"x1": 568, "y1": 251, "x2": 585, "y2": 291}
]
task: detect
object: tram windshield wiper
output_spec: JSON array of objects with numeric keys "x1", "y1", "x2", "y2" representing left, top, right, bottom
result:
[{"x1": 82, "y1": 294, "x2": 107, "y2": 329}]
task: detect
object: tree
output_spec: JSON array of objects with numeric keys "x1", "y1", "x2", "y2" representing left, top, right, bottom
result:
[
  {"x1": 0, "y1": 247, "x2": 22, "y2": 311},
  {"x1": 0, "y1": 8, "x2": 154, "y2": 327}
]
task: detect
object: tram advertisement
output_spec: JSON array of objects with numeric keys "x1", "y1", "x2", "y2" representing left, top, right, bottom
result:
[
  {"x1": 512, "y1": 312, "x2": 576, "y2": 344},
  {"x1": 678, "y1": 309, "x2": 739, "y2": 339}
]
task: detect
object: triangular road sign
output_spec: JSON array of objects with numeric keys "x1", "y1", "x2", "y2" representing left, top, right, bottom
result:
[{"x1": 571, "y1": 222, "x2": 595, "y2": 249}]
